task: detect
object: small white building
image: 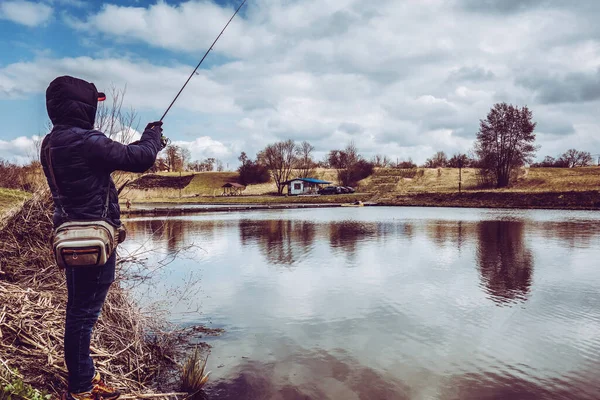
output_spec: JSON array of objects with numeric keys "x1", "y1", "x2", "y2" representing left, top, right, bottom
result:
[{"x1": 284, "y1": 178, "x2": 332, "y2": 195}]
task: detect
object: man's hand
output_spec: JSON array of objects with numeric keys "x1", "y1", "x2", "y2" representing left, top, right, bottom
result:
[
  {"x1": 145, "y1": 121, "x2": 169, "y2": 149},
  {"x1": 145, "y1": 121, "x2": 163, "y2": 133}
]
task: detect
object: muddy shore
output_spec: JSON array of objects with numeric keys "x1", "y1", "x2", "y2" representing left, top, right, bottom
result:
[
  {"x1": 380, "y1": 190, "x2": 600, "y2": 210},
  {"x1": 120, "y1": 190, "x2": 600, "y2": 216}
]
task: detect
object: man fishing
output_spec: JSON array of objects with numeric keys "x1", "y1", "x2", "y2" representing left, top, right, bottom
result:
[{"x1": 40, "y1": 75, "x2": 166, "y2": 400}]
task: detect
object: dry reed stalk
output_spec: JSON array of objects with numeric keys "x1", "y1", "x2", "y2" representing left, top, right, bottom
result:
[{"x1": 0, "y1": 191, "x2": 195, "y2": 398}]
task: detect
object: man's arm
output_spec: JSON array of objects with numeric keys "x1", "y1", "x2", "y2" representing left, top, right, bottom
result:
[{"x1": 82, "y1": 123, "x2": 164, "y2": 173}]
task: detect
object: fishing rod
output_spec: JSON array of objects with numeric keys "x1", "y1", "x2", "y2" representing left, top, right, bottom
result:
[{"x1": 159, "y1": 0, "x2": 248, "y2": 123}]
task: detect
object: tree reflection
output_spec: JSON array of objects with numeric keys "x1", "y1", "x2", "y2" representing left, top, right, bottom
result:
[
  {"x1": 328, "y1": 221, "x2": 378, "y2": 256},
  {"x1": 533, "y1": 220, "x2": 600, "y2": 249},
  {"x1": 125, "y1": 218, "x2": 221, "y2": 254},
  {"x1": 239, "y1": 220, "x2": 316, "y2": 265},
  {"x1": 476, "y1": 221, "x2": 533, "y2": 305}
]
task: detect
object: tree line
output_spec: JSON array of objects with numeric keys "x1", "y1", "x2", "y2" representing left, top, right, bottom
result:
[{"x1": 149, "y1": 144, "x2": 225, "y2": 173}]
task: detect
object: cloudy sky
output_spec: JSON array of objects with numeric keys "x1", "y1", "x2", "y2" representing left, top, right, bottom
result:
[{"x1": 0, "y1": 0, "x2": 599, "y2": 166}]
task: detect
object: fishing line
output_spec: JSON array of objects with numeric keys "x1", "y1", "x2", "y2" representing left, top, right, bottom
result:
[{"x1": 159, "y1": 0, "x2": 248, "y2": 122}]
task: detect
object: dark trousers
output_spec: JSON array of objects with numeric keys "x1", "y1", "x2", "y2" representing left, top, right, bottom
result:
[{"x1": 64, "y1": 252, "x2": 115, "y2": 393}]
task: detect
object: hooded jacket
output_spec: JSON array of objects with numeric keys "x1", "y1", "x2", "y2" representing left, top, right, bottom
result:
[{"x1": 40, "y1": 76, "x2": 162, "y2": 227}]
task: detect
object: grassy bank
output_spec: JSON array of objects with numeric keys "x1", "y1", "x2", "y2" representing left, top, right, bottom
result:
[
  {"x1": 120, "y1": 167, "x2": 600, "y2": 210},
  {"x1": 0, "y1": 188, "x2": 30, "y2": 215}
]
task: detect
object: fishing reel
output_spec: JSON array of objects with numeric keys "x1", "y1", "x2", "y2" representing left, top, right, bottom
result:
[{"x1": 161, "y1": 134, "x2": 171, "y2": 149}]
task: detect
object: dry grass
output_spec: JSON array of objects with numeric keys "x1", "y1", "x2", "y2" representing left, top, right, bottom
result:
[
  {"x1": 361, "y1": 168, "x2": 480, "y2": 194},
  {"x1": 0, "y1": 191, "x2": 200, "y2": 399},
  {"x1": 363, "y1": 167, "x2": 600, "y2": 195},
  {"x1": 509, "y1": 167, "x2": 600, "y2": 192}
]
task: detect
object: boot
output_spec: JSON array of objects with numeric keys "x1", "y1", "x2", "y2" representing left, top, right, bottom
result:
[
  {"x1": 91, "y1": 372, "x2": 121, "y2": 399},
  {"x1": 61, "y1": 392, "x2": 98, "y2": 400}
]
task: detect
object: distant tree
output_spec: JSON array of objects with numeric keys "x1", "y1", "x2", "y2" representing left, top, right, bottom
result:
[
  {"x1": 180, "y1": 148, "x2": 191, "y2": 171},
  {"x1": 216, "y1": 159, "x2": 224, "y2": 172},
  {"x1": 475, "y1": 103, "x2": 537, "y2": 188},
  {"x1": 164, "y1": 145, "x2": 182, "y2": 172},
  {"x1": 258, "y1": 140, "x2": 297, "y2": 194},
  {"x1": 447, "y1": 153, "x2": 469, "y2": 168},
  {"x1": 423, "y1": 151, "x2": 448, "y2": 168},
  {"x1": 238, "y1": 159, "x2": 270, "y2": 185},
  {"x1": 396, "y1": 158, "x2": 417, "y2": 169},
  {"x1": 295, "y1": 141, "x2": 316, "y2": 178},
  {"x1": 150, "y1": 156, "x2": 168, "y2": 173},
  {"x1": 238, "y1": 152, "x2": 249, "y2": 166},
  {"x1": 329, "y1": 142, "x2": 374, "y2": 186},
  {"x1": 188, "y1": 157, "x2": 217, "y2": 172},
  {"x1": 531, "y1": 155, "x2": 567, "y2": 168},
  {"x1": 560, "y1": 149, "x2": 593, "y2": 168},
  {"x1": 372, "y1": 154, "x2": 391, "y2": 168},
  {"x1": 317, "y1": 155, "x2": 331, "y2": 168}
]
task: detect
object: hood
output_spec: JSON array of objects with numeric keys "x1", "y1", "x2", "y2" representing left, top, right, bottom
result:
[{"x1": 46, "y1": 76, "x2": 101, "y2": 130}]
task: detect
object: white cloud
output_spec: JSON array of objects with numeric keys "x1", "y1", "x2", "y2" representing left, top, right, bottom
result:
[
  {"x1": 172, "y1": 136, "x2": 231, "y2": 163},
  {"x1": 72, "y1": 1, "x2": 274, "y2": 58},
  {"x1": 0, "y1": 135, "x2": 41, "y2": 164},
  {"x1": 0, "y1": 1, "x2": 53, "y2": 27}
]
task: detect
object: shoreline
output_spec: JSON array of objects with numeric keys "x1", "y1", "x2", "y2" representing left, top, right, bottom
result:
[
  {"x1": 380, "y1": 190, "x2": 600, "y2": 211},
  {"x1": 121, "y1": 190, "x2": 600, "y2": 216},
  {"x1": 121, "y1": 203, "x2": 350, "y2": 216}
]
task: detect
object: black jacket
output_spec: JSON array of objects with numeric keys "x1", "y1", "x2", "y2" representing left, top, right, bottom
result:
[{"x1": 40, "y1": 76, "x2": 162, "y2": 227}]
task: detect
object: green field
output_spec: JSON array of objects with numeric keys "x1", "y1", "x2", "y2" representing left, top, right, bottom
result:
[{"x1": 0, "y1": 188, "x2": 31, "y2": 214}]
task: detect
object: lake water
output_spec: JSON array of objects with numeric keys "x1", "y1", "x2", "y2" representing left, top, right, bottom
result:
[{"x1": 120, "y1": 206, "x2": 600, "y2": 400}]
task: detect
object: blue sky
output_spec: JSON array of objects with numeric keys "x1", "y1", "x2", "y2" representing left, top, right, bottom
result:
[{"x1": 1, "y1": 0, "x2": 600, "y2": 166}]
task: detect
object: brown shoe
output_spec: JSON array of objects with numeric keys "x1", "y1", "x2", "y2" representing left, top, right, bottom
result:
[
  {"x1": 91, "y1": 372, "x2": 121, "y2": 399},
  {"x1": 61, "y1": 392, "x2": 98, "y2": 400}
]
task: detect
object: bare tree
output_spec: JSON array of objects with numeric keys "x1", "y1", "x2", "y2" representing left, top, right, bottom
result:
[
  {"x1": 180, "y1": 148, "x2": 191, "y2": 171},
  {"x1": 258, "y1": 140, "x2": 297, "y2": 195},
  {"x1": 372, "y1": 154, "x2": 391, "y2": 168},
  {"x1": 475, "y1": 103, "x2": 537, "y2": 188},
  {"x1": 295, "y1": 141, "x2": 316, "y2": 178},
  {"x1": 328, "y1": 142, "x2": 373, "y2": 186},
  {"x1": 560, "y1": 149, "x2": 593, "y2": 168},
  {"x1": 92, "y1": 86, "x2": 142, "y2": 197},
  {"x1": 164, "y1": 145, "x2": 182, "y2": 172},
  {"x1": 423, "y1": 151, "x2": 448, "y2": 168},
  {"x1": 95, "y1": 85, "x2": 139, "y2": 145},
  {"x1": 216, "y1": 159, "x2": 224, "y2": 172}
]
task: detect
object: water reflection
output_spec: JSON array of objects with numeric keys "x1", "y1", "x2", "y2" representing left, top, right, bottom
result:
[
  {"x1": 204, "y1": 347, "x2": 410, "y2": 400},
  {"x1": 476, "y1": 221, "x2": 533, "y2": 305},
  {"x1": 239, "y1": 220, "x2": 316, "y2": 265},
  {"x1": 121, "y1": 208, "x2": 600, "y2": 400},
  {"x1": 425, "y1": 220, "x2": 476, "y2": 250}
]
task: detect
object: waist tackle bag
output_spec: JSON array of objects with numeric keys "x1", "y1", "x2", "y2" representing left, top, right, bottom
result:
[{"x1": 53, "y1": 220, "x2": 118, "y2": 268}]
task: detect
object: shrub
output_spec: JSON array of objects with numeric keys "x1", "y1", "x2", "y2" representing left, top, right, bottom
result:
[{"x1": 238, "y1": 161, "x2": 270, "y2": 185}]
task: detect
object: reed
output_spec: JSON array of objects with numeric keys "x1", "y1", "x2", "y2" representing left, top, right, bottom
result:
[{"x1": 0, "y1": 191, "x2": 195, "y2": 399}]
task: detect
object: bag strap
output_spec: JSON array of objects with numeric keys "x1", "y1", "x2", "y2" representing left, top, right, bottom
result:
[
  {"x1": 46, "y1": 141, "x2": 112, "y2": 221},
  {"x1": 101, "y1": 177, "x2": 111, "y2": 219},
  {"x1": 46, "y1": 147, "x2": 69, "y2": 220}
]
